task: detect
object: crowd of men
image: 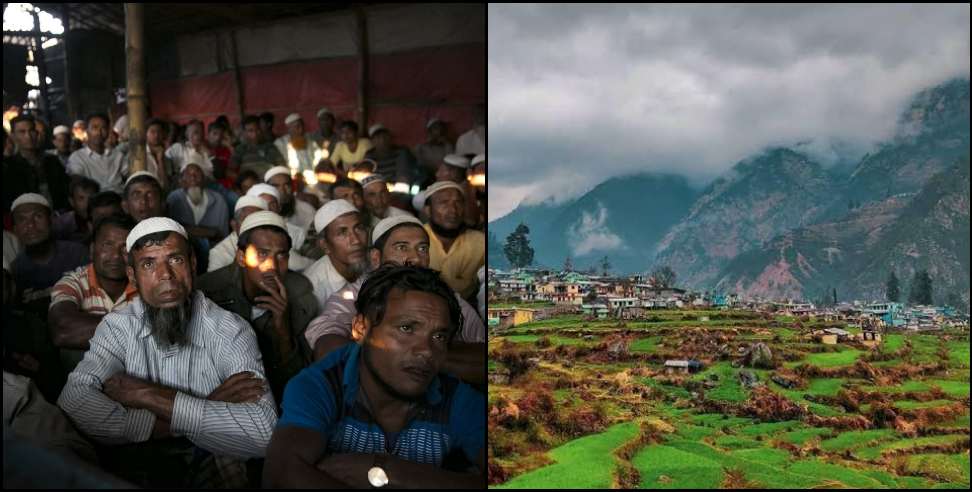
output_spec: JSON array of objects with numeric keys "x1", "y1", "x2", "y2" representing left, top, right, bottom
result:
[{"x1": 2, "y1": 104, "x2": 486, "y2": 488}]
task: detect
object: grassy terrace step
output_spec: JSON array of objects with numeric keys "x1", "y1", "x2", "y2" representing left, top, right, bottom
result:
[{"x1": 492, "y1": 422, "x2": 640, "y2": 489}]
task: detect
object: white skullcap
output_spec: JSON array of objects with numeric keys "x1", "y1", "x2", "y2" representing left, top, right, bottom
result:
[
  {"x1": 316, "y1": 107, "x2": 333, "y2": 118},
  {"x1": 239, "y1": 210, "x2": 288, "y2": 236},
  {"x1": 125, "y1": 171, "x2": 160, "y2": 187},
  {"x1": 234, "y1": 195, "x2": 269, "y2": 213},
  {"x1": 285, "y1": 113, "x2": 302, "y2": 126},
  {"x1": 314, "y1": 199, "x2": 358, "y2": 234},
  {"x1": 113, "y1": 115, "x2": 128, "y2": 134},
  {"x1": 126, "y1": 217, "x2": 187, "y2": 252},
  {"x1": 179, "y1": 152, "x2": 209, "y2": 174},
  {"x1": 246, "y1": 183, "x2": 280, "y2": 201},
  {"x1": 11, "y1": 193, "x2": 51, "y2": 211},
  {"x1": 53, "y1": 125, "x2": 70, "y2": 137},
  {"x1": 359, "y1": 174, "x2": 386, "y2": 189},
  {"x1": 72, "y1": 120, "x2": 85, "y2": 128},
  {"x1": 471, "y1": 154, "x2": 486, "y2": 166},
  {"x1": 443, "y1": 154, "x2": 470, "y2": 169},
  {"x1": 420, "y1": 181, "x2": 465, "y2": 208},
  {"x1": 368, "y1": 124, "x2": 386, "y2": 138},
  {"x1": 264, "y1": 166, "x2": 292, "y2": 182},
  {"x1": 426, "y1": 118, "x2": 442, "y2": 129},
  {"x1": 372, "y1": 215, "x2": 424, "y2": 246},
  {"x1": 411, "y1": 192, "x2": 425, "y2": 213}
]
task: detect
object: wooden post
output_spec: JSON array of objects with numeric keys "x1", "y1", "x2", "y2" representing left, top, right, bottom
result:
[
  {"x1": 230, "y1": 29, "x2": 245, "y2": 125},
  {"x1": 30, "y1": 9, "x2": 51, "y2": 118},
  {"x1": 125, "y1": 3, "x2": 147, "y2": 173},
  {"x1": 61, "y1": 4, "x2": 78, "y2": 122},
  {"x1": 355, "y1": 6, "x2": 369, "y2": 134}
]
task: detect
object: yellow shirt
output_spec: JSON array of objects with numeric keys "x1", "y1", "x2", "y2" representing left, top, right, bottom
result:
[
  {"x1": 425, "y1": 224, "x2": 485, "y2": 300},
  {"x1": 331, "y1": 138, "x2": 373, "y2": 171}
]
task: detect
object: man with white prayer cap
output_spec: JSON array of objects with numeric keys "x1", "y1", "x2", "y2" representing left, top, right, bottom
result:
[
  {"x1": 421, "y1": 181, "x2": 484, "y2": 300},
  {"x1": 246, "y1": 183, "x2": 281, "y2": 212},
  {"x1": 165, "y1": 156, "x2": 230, "y2": 243},
  {"x1": 57, "y1": 216, "x2": 277, "y2": 488},
  {"x1": 311, "y1": 107, "x2": 338, "y2": 155},
  {"x1": 197, "y1": 211, "x2": 318, "y2": 403},
  {"x1": 11, "y1": 192, "x2": 90, "y2": 318},
  {"x1": 264, "y1": 165, "x2": 315, "y2": 231},
  {"x1": 437, "y1": 153, "x2": 470, "y2": 184},
  {"x1": 207, "y1": 195, "x2": 312, "y2": 273},
  {"x1": 48, "y1": 125, "x2": 73, "y2": 167},
  {"x1": 363, "y1": 123, "x2": 415, "y2": 184},
  {"x1": 358, "y1": 174, "x2": 413, "y2": 220},
  {"x1": 302, "y1": 199, "x2": 369, "y2": 311},
  {"x1": 304, "y1": 214, "x2": 486, "y2": 384},
  {"x1": 273, "y1": 113, "x2": 323, "y2": 175},
  {"x1": 122, "y1": 171, "x2": 165, "y2": 222}
]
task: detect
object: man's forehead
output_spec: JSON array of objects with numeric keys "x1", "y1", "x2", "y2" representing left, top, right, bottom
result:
[
  {"x1": 133, "y1": 234, "x2": 189, "y2": 256},
  {"x1": 387, "y1": 225, "x2": 428, "y2": 243},
  {"x1": 385, "y1": 289, "x2": 450, "y2": 320}
]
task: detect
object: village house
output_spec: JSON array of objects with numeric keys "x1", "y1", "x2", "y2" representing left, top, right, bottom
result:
[
  {"x1": 487, "y1": 307, "x2": 537, "y2": 329},
  {"x1": 664, "y1": 359, "x2": 704, "y2": 374}
]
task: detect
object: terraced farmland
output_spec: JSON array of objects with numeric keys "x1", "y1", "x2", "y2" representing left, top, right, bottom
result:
[{"x1": 488, "y1": 309, "x2": 971, "y2": 489}]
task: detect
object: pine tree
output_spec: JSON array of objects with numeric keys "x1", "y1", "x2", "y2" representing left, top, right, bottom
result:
[
  {"x1": 651, "y1": 265, "x2": 677, "y2": 288},
  {"x1": 600, "y1": 256, "x2": 611, "y2": 277},
  {"x1": 886, "y1": 271, "x2": 900, "y2": 303},
  {"x1": 563, "y1": 255, "x2": 573, "y2": 273},
  {"x1": 503, "y1": 223, "x2": 534, "y2": 269},
  {"x1": 908, "y1": 269, "x2": 933, "y2": 305}
]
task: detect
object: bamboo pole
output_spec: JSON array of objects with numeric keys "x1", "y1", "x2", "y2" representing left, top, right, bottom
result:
[{"x1": 125, "y1": 3, "x2": 146, "y2": 172}]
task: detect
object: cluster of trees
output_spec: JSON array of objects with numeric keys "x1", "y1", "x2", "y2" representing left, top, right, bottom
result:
[{"x1": 885, "y1": 269, "x2": 953, "y2": 306}]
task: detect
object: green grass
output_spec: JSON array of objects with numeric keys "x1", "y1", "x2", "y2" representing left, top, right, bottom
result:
[
  {"x1": 713, "y1": 435, "x2": 762, "y2": 450},
  {"x1": 630, "y1": 336, "x2": 660, "y2": 353},
  {"x1": 882, "y1": 334, "x2": 905, "y2": 353},
  {"x1": 854, "y1": 434, "x2": 969, "y2": 461},
  {"x1": 909, "y1": 335, "x2": 941, "y2": 364},
  {"x1": 493, "y1": 422, "x2": 639, "y2": 489},
  {"x1": 694, "y1": 362, "x2": 748, "y2": 402},
  {"x1": 947, "y1": 341, "x2": 970, "y2": 368},
  {"x1": 500, "y1": 334, "x2": 591, "y2": 346},
  {"x1": 803, "y1": 348, "x2": 863, "y2": 368},
  {"x1": 778, "y1": 427, "x2": 833, "y2": 446},
  {"x1": 819, "y1": 429, "x2": 898, "y2": 453},
  {"x1": 633, "y1": 442, "x2": 727, "y2": 488},
  {"x1": 736, "y1": 420, "x2": 801, "y2": 437},
  {"x1": 928, "y1": 379, "x2": 970, "y2": 398},
  {"x1": 904, "y1": 454, "x2": 971, "y2": 486},
  {"x1": 894, "y1": 399, "x2": 956, "y2": 410}
]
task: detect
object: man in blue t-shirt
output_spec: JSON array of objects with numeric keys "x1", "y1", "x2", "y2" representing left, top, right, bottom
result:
[{"x1": 263, "y1": 265, "x2": 484, "y2": 488}]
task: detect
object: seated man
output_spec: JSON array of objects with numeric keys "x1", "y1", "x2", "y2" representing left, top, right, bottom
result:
[
  {"x1": 49, "y1": 214, "x2": 138, "y2": 373},
  {"x1": 10, "y1": 194, "x2": 89, "y2": 316},
  {"x1": 232, "y1": 115, "x2": 285, "y2": 178},
  {"x1": 207, "y1": 196, "x2": 313, "y2": 273},
  {"x1": 263, "y1": 265, "x2": 484, "y2": 488},
  {"x1": 358, "y1": 174, "x2": 414, "y2": 220},
  {"x1": 198, "y1": 211, "x2": 318, "y2": 403},
  {"x1": 305, "y1": 216, "x2": 485, "y2": 384},
  {"x1": 121, "y1": 171, "x2": 165, "y2": 222},
  {"x1": 57, "y1": 217, "x2": 277, "y2": 488},
  {"x1": 165, "y1": 157, "x2": 230, "y2": 244},
  {"x1": 302, "y1": 199, "x2": 370, "y2": 312},
  {"x1": 86, "y1": 191, "x2": 125, "y2": 237},
  {"x1": 421, "y1": 182, "x2": 485, "y2": 301},
  {"x1": 265, "y1": 166, "x2": 316, "y2": 232},
  {"x1": 52, "y1": 177, "x2": 100, "y2": 242}
]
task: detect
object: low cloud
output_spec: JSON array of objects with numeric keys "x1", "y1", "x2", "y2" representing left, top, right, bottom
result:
[{"x1": 568, "y1": 203, "x2": 625, "y2": 256}]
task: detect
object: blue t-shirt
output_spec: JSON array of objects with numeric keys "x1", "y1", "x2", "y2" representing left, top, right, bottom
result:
[{"x1": 277, "y1": 343, "x2": 484, "y2": 467}]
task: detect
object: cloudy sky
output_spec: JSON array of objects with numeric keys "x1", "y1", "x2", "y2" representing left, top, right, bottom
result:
[{"x1": 488, "y1": 4, "x2": 971, "y2": 221}]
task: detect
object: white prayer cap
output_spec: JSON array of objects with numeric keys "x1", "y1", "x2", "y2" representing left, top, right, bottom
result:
[
  {"x1": 284, "y1": 113, "x2": 302, "y2": 126},
  {"x1": 113, "y1": 114, "x2": 128, "y2": 134},
  {"x1": 125, "y1": 171, "x2": 160, "y2": 187},
  {"x1": 359, "y1": 174, "x2": 386, "y2": 190},
  {"x1": 11, "y1": 193, "x2": 51, "y2": 212},
  {"x1": 420, "y1": 181, "x2": 465, "y2": 208},
  {"x1": 316, "y1": 107, "x2": 333, "y2": 118},
  {"x1": 234, "y1": 195, "x2": 269, "y2": 213},
  {"x1": 372, "y1": 215, "x2": 424, "y2": 246},
  {"x1": 314, "y1": 199, "x2": 358, "y2": 234},
  {"x1": 443, "y1": 154, "x2": 470, "y2": 169},
  {"x1": 239, "y1": 210, "x2": 288, "y2": 236},
  {"x1": 426, "y1": 118, "x2": 442, "y2": 129},
  {"x1": 72, "y1": 120, "x2": 85, "y2": 128},
  {"x1": 264, "y1": 166, "x2": 292, "y2": 182},
  {"x1": 179, "y1": 152, "x2": 208, "y2": 174},
  {"x1": 126, "y1": 217, "x2": 187, "y2": 252},
  {"x1": 368, "y1": 123, "x2": 386, "y2": 138},
  {"x1": 471, "y1": 154, "x2": 486, "y2": 166},
  {"x1": 246, "y1": 183, "x2": 281, "y2": 201},
  {"x1": 53, "y1": 125, "x2": 70, "y2": 137},
  {"x1": 411, "y1": 192, "x2": 425, "y2": 213}
]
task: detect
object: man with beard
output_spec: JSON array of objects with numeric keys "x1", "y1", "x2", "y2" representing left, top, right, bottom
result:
[
  {"x1": 273, "y1": 113, "x2": 323, "y2": 175},
  {"x1": 197, "y1": 211, "x2": 318, "y2": 403},
  {"x1": 265, "y1": 166, "x2": 316, "y2": 231},
  {"x1": 304, "y1": 216, "x2": 486, "y2": 384},
  {"x1": 49, "y1": 214, "x2": 138, "y2": 373},
  {"x1": 302, "y1": 199, "x2": 369, "y2": 312},
  {"x1": 422, "y1": 182, "x2": 484, "y2": 300},
  {"x1": 358, "y1": 174, "x2": 414, "y2": 220},
  {"x1": 57, "y1": 217, "x2": 277, "y2": 488},
  {"x1": 263, "y1": 265, "x2": 485, "y2": 488},
  {"x1": 165, "y1": 157, "x2": 230, "y2": 243},
  {"x1": 121, "y1": 171, "x2": 165, "y2": 222},
  {"x1": 10, "y1": 194, "x2": 89, "y2": 315},
  {"x1": 207, "y1": 196, "x2": 312, "y2": 272}
]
